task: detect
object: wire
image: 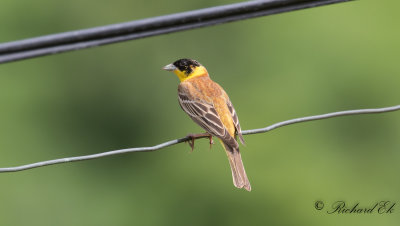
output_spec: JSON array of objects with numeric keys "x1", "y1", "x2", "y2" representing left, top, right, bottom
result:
[
  {"x1": 0, "y1": 0, "x2": 353, "y2": 64},
  {"x1": 0, "y1": 104, "x2": 398, "y2": 173}
]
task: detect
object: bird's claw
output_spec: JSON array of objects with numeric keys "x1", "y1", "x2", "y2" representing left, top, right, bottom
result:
[
  {"x1": 185, "y1": 133, "x2": 213, "y2": 152},
  {"x1": 208, "y1": 135, "x2": 214, "y2": 150},
  {"x1": 188, "y1": 135, "x2": 195, "y2": 152}
]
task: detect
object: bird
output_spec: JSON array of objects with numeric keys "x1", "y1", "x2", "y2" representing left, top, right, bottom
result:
[{"x1": 163, "y1": 58, "x2": 251, "y2": 191}]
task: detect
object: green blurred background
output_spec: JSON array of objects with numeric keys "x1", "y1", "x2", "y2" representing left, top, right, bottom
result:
[{"x1": 0, "y1": 0, "x2": 399, "y2": 225}]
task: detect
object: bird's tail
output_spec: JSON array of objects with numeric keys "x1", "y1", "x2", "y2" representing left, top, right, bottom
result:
[{"x1": 222, "y1": 142, "x2": 251, "y2": 191}]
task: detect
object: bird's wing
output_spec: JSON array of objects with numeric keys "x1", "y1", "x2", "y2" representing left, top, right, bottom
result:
[
  {"x1": 178, "y1": 88, "x2": 238, "y2": 149},
  {"x1": 226, "y1": 99, "x2": 245, "y2": 145}
]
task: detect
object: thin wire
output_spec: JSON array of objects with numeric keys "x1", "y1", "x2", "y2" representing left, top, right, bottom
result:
[
  {"x1": 0, "y1": 104, "x2": 398, "y2": 173},
  {"x1": 0, "y1": 0, "x2": 354, "y2": 64}
]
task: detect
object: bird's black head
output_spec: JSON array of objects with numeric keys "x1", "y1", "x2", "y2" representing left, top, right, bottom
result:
[{"x1": 172, "y1": 58, "x2": 201, "y2": 75}]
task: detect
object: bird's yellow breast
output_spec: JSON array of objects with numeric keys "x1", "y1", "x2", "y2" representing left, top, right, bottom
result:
[{"x1": 213, "y1": 98, "x2": 235, "y2": 137}]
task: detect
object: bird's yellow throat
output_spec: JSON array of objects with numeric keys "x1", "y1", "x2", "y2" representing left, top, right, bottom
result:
[{"x1": 174, "y1": 66, "x2": 208, "y2": 82}]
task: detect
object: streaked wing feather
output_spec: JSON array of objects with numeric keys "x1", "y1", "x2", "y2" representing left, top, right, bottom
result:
[
  {"x1": 226, "y1": 99, "x2": 245, "y2": 144},
  {"x1": 178, "y1": 92, "x2": 225, "y2": 137}
]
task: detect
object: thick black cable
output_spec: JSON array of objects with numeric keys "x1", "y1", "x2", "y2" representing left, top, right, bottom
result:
[{"x1": 0, "y1": 0, "x2": 353, "y2": 64}]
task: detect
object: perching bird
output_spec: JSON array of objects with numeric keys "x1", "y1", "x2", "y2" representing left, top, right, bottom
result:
[{"x1": 163, "y1": 59, "x2": 251, "y2": 191}]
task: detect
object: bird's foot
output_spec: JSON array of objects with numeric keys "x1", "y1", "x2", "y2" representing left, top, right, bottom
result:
[
  {"x1": 186, "y1": 133, "x2": 213, "y2": 152},
  {"x1": 208, "y1": 134, "x2": 214, "y2": 149}
]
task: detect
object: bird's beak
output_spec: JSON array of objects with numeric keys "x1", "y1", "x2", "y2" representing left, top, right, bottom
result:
[{"x1": 162, "y1": 64, "x2": 177, "y2": 71}]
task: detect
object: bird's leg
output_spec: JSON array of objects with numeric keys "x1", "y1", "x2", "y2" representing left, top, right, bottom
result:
[
  {"x1": 208, "y1": 134, "x2": 214, "y2": 149},
  {"x1": 186, "y1": 135, "x2": 195, "y2": 152},
  {"x1": 186, "y1": 132, "x2": 213, "y2": 152}
]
